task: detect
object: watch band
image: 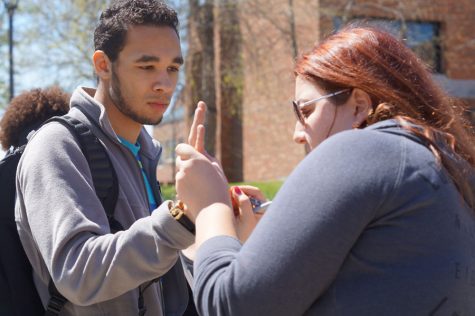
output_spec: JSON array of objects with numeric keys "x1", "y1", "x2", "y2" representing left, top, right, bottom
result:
[{"x1": 169, "y1": 201, "x2": 195, "y2": 234}]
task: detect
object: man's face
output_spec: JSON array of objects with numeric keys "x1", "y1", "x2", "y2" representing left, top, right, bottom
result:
[{"x1": 109, "y1": 25, "x2": 183, "y2": 126}]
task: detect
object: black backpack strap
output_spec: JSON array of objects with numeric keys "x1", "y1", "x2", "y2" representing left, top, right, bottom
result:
[
  {"x1": 46, "y1": 115, "x2": 122, "y2": 232},
  {"x1": 42, "y1": 115, "x2": 123, "y2": 315},
  {"x1": 45, "y1": 281, "x2": 68, "y2": 316},
  {"x1": 138, "y1": 278, "x2": 160, "y2": 316}
]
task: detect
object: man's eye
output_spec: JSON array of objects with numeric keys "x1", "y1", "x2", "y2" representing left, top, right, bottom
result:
[
  {"x1": 168, "y1": 66, "x2": 180, "y2": 73},
  {"x1": 139, "y1": 65, "x2": 154, "y2": 70}
]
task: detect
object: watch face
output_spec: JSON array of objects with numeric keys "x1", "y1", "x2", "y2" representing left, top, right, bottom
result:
[{"x1": 170, "y1": 206, "x2": 183, "y2": 219}]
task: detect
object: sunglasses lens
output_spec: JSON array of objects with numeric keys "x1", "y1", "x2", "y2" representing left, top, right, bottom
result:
[{"x1": 292, "y1": 101, "x2": 304, "y2": 123}]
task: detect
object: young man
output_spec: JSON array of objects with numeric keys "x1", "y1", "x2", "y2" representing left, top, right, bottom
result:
[{"x1": 15, "y1": 1, "x2": 194, "y2": 315}]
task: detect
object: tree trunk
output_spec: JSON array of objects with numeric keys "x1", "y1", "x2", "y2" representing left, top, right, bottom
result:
[
  {"x1": 186, "y1": 0, "x2": 217, "y2": 156},
  {"x1": 215, "y1": 0, "x2": 244, "y2": 182}
]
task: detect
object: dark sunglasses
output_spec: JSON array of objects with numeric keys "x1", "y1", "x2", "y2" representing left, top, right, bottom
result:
[{"x1": 292, "y1": 89, "x2": 351, "y2": 124}]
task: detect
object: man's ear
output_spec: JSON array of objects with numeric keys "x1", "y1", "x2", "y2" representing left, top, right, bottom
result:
[
  {"x1": 351, "y1": 88, "x2": 373, "y2": 126},
  {"x1": 93, "y1": 50, "x2": 112, "y2": 81}
]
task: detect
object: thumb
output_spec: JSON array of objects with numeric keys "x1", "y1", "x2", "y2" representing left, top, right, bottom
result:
[{"x1": 175, "y1": 143, "x2": 199, "y2": 160}]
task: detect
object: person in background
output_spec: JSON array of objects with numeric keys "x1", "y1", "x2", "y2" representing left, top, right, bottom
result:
[
  {"x1": 0, "y1": 86, "x2": 70, "y2": 152},
  {"x1": 175, "y1": 25, "x2": 475, "y2": 315},
  {"x1": 15, "y1": 1, "x2": 197, "y2": 315},
  {"x1": 0, "y1": 86, "x2": 70, "y2": 316}
]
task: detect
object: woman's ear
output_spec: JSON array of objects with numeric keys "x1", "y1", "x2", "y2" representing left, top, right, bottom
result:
[
  {"x1": 92, "y1": 50, "x2": 112, "y2": 81},
  {"x1": 351, "y1": 88, "x2": 372, "y2": 127}
]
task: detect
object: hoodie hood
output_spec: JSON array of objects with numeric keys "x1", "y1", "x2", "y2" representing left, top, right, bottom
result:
[{"x1": 367, "y1": 119, "x2": 475, "y2": 208}]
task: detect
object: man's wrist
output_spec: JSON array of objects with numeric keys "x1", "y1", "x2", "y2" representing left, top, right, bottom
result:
[{"x1": 169, "y1": 200, "x2": 195, "y2": 234}]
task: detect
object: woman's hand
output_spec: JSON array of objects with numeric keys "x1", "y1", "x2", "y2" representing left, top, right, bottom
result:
[
  {"x1": 230, "y1": 186, "x2": 267, "y2": 242},
  {"x1": 237, "y1": 185, "x2": 267, "y2": 206}
]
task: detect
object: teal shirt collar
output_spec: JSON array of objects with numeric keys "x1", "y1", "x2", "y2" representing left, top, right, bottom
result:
[{"x1": 118, "y1": 136, "x2": 140, "y2": 157}]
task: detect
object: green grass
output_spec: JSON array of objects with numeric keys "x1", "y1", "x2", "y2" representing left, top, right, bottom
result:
[
  {"x1": 160, "y1": 184, "x2": 178, "y2": 201},
  {"x1": 160, "y1": 180, "x2": 283, "y2": 201}
]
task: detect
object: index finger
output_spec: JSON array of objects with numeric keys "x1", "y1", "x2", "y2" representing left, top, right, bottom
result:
[{"x1": 238, "y1": 185, "x2": 267, "y2": 201}]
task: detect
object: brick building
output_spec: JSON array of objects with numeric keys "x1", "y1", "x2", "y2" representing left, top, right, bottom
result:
[{"x1": 155, "y1": 0, "x2": 475, "y2": 184}]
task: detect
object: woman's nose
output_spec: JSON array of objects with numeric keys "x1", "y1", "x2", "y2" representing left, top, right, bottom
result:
[{"x1": 293, "y1": 121, "x2": 307, "y2": 144}]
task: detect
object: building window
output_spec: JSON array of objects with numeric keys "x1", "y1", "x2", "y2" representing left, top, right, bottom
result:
[{"x1": 333, "y1": 18, "x2": 442, "y2": 73}]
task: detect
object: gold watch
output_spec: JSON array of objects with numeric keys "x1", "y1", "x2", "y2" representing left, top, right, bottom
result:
[{"x1": 169, "y1": 201, "x2": 195, "y2": 234}]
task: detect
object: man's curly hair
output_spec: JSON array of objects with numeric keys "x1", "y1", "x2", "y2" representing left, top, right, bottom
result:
[{"x1": 0, "y1": 86, "x2": 70, "y2": 150}]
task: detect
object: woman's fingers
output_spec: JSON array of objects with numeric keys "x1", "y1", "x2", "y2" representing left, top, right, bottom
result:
[
  {"x1": 233, "y1": 187, "x2": 252, "y2": 214},
  {"x1": 238, "y1": 185, "x2": 267, "y2": 202},
  {"x1": 231, "y1": 186, "x2": 258, "y2": 243}
]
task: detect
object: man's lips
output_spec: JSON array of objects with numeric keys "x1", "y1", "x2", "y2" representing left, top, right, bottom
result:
[{"x1": 147, "y1": 102, "x2": 169, "y2": 108}]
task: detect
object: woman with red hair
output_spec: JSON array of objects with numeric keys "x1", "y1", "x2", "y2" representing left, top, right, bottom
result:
[{"x1": 176, "y1": 25, "x2": 475, "y2": 315}]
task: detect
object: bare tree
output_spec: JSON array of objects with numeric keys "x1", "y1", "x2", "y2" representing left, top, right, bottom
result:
[
  {"x1": 16, "y1": 0, "x2": 111, "y2": 92},
  {"x1": 186, "y1": 0, "x2": 217, "y2": 155},
  {"x1": 0, "y1": 6, "x2": 13, "y2": 106},
  {"x1": 215, "y1": 0, "x2": 244, "y2": 181}
]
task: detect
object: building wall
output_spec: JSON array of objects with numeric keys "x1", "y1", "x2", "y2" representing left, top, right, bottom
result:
[
  {"x1": 239, "y1": 0, "x2": 320, "y2": 181},
  {"x1": 319, "y1": 0, "x2": 475, "y2": 79},
  {"x1": 160, "y1": 0, "x2": 475, "y2": 184},
  {"x1": 240, "y1": 0, "x2": 475, "y2": 181}
]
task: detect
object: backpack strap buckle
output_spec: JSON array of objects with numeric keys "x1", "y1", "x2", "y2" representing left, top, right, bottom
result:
[{"x1": 45, "y1": 281, "x2": 68, "y2": 316}]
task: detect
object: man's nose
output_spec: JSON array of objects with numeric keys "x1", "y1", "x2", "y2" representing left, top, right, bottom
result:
[{"x1": 152, "y1": 71, "x2": 173, "y2": 93}]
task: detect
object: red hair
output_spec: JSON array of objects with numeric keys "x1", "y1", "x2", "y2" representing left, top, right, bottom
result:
[{"x1": 295, "y1": 25, "x2": 475, "y2": 208}]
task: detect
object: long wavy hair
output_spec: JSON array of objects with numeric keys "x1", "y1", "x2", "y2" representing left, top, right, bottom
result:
[{"x1": 295, "y1": 25, "x2": 475, "y2": 209}]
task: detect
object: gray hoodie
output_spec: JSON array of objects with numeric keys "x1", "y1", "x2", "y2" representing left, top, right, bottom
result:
[
  {"x1": 15, "y1": 87, "x2": 194, "y2": 315},
  {"x1": 193, "y1": 120, "x2": 475, "y2": 315}
]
